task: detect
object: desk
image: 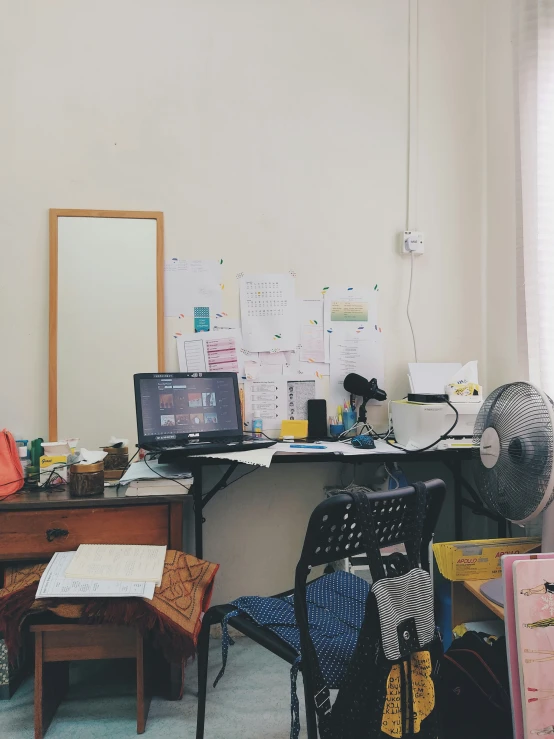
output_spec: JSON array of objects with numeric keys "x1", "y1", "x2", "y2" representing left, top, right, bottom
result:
[
  {"x1": 0, "y1": 487, "x2": 187, "y2": 699},
  {"x1": 185, "y1": 442, "x2": 492, "y2": 560},
  {"x1": 0, "y1": 487, "x2": 185, "y2": 568},
  {"x1": 452, "y1": 579, "x2": 505, "y2": 623}
]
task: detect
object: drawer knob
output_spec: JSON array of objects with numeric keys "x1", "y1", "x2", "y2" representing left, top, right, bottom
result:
[{"x1": 46, "y1": 528, "x2": 69, "y2": 542}]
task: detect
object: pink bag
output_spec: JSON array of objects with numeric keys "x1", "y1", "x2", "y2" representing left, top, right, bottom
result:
[{"x1": 0, "y1": 429, "x2": 24, "y2": 499}]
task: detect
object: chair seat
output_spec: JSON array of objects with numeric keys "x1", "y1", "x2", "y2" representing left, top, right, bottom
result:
[
  {"x1": 205, "y1": 604, "x2": 300, "y2": 666},
  {"x1": 206, "y1": 571, "x2": 370, "y2": 676}
]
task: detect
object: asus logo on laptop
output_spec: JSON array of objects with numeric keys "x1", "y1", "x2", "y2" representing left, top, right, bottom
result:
[{"x1": 188, "y1": 433, "x2": 200, "y2": 438}]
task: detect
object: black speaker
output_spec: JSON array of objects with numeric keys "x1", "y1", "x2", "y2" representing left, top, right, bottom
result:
[{"x1": 307, "y1": 399, "x2": 328, "y2": 440}]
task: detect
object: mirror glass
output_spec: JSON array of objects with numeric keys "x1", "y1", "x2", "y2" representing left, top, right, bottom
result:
[{"x1": 54, "y1": 214, "x2": 162, "y2": 450}]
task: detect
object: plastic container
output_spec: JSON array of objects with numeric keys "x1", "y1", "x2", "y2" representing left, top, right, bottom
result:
[
  {"x1": 342, "y1": 410, "x2": 357, "y2": 431},
  {"x1": 16, "y1": 440, "x2": 29, "y2": 478},
  {"x1": 252, "y1": 414, "x2": 263, "y2": 437},
  {"x1": 330, "y1": 424, "x2": 345, "y2": 438}
]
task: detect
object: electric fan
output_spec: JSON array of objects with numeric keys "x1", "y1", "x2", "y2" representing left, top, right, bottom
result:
[{"x1": 473, "y1": 381, "x2": 554, "y2": 551}]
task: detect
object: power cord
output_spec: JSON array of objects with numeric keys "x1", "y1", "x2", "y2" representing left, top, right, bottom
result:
[
  {"x1": 142, "y1": 454, "x2": 194, "y2": 491},
  {"x1": 386, "y1": 399, "x2": 459, "y2": 453},
  {"x1": 407, "y1": 250, "x2": 418, "y2": 362},
  {"x1": 143, "y1": 453, "x2": 260, "y2": 497}
]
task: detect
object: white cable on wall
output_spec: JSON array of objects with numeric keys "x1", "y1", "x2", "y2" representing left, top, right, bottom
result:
[
  {"x1": 406, "y1": 0, "x2": 419, "y2": 363},
  {"x1": 407, "y1": 251, "x2": 418, "y2": 362},
  {"x1": 407, "y1": 0, "x2": 419, "y2": 232}
]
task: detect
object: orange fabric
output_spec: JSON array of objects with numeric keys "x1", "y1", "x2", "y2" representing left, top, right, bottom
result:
[
  {"x1": 0, "y1": 550, "x2": 219, "y2": 663},
  {"x1": 0, "y1": 430, "x2": 24, "y2": 499}
]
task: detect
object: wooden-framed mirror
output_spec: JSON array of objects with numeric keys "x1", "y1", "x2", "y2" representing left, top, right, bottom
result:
[{"x1": 49, "y1": 209, "x2": 164, "y2": 449}]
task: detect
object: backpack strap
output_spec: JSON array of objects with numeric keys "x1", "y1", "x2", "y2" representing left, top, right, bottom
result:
[{"x1": 403, "y1": 481, "x2": 428, "y2": 570}]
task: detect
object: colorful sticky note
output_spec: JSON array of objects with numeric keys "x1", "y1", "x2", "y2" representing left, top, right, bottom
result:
[{"x1": 194, "y1": 307, "x2": 210, "y2": 332}]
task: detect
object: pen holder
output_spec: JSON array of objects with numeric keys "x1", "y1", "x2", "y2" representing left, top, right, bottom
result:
[
  {"x1": 330, "y1": 424, "x2": 345, "y2": 438},
  {"x1": 343, "y1": 410, "x2": 357, "y2": 431}
]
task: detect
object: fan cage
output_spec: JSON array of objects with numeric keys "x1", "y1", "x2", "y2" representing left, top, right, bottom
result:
[{"x1": 472, "y1": 382, "x2": 554, "y2": 522}]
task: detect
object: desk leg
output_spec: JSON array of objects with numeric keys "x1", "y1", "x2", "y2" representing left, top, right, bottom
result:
[
  {"x1": 453, "y1": 458, "x2": 463, "y2": 540},
  {"x1": 193, "y1": 466, "x2": 204, "y2": 559}
]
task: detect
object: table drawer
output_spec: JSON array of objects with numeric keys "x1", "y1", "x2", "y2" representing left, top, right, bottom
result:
[{"x1": 0, "y1": 505, "x2": 169, "y2": 560}]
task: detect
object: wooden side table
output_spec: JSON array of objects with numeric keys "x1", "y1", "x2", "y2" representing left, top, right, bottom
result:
[{"x1": 0, "y1": 486, "x2": 188, "y2": 699}]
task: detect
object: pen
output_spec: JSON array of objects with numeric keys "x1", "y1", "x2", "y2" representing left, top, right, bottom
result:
[
  {"x1": 291, "y1": 444, "x2": 327, "y2": 449},
  {"x1": 350, "y1": 393, "x2": 356, "y2": 411}
]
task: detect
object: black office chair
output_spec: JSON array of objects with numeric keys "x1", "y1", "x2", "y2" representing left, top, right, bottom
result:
[{"x1": 196, "y1": 479, "x2": 446, "y2": 739}]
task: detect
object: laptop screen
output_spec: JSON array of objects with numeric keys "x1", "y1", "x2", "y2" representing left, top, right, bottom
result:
[{"x1": 134, "y1": 372, "x2": 242, "y2": 444}]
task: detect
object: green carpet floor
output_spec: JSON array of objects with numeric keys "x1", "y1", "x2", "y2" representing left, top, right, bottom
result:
[{"x1": 0, "y1": 637, "x2": 305, "y2": 739}]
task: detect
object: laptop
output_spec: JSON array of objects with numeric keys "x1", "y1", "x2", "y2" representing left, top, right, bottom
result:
[{"x1": 134, "y1": 372, "x2": 276, "y2": 457}]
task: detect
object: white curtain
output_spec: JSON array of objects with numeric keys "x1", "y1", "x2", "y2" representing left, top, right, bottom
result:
[{"x1": 515, "y1": 0, "x2": 554, "y2": 395}]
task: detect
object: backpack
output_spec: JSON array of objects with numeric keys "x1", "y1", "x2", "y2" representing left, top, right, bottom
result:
[
  {"x1": 0, "y1": 430, "x2": 24, "y2": 499},
  {"x1": 439, "y1": 631, "x2": 512, "y2": 739},
  {"x1": 303, "y1": 483, "x2": 443, "y2": 739}
]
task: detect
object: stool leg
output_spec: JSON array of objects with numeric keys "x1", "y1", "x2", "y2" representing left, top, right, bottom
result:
[
  {"x1": 196, "y1": 617, "x2": 211, "y2": 739},
  {"x1": 136, "y1": 632, "x2": 151, "y2": 734},
  {"x1": 34, "y1": 633, "x2": 69, "y2": 739}
]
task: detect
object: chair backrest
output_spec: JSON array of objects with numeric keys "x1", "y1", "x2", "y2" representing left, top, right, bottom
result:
[
  {"x1": 292, "y1": 479, "x2": 445, "y2": 720},
  {"x1": 296, "y1": 478, "x2": 445, "y2": 576}
]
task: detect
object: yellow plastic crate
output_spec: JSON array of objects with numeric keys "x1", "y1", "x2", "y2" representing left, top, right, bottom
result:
[{"x1": 433, "y1": 537, "x2": 540, "y2": 581}]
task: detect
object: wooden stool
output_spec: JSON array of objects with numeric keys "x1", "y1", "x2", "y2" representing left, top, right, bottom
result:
[{"x1": 31, "y1": 624, "x2": 151, "y2": 739}]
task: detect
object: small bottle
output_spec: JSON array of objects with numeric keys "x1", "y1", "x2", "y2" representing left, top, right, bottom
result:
[
  {"x1": 15, "y1": 438, "x2": 29, "y2": 478},
  {"x1": 252, "y1": 413, "x2": 263, "y2": 438}
]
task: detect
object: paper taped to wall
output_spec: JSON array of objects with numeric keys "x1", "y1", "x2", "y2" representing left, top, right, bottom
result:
[
  {"x1": 244, "y1": 376, "x2": 287, "y2": 430},
  {"x1": 285, "y1": 378, "x2": 316, "y2": 420},
  {"x1": 298, "y1": 299, "x2": 325, "y2": 363},
  {"x1": 323, "y1": 287, "x2": 378, "y2": 362},
  {"x1": 239, "y1": 273, "x2": 297, "y2": 352},
  {"x1": 176, "y1": 329, "x2": 244, "y2": 374},
  {"x1": 329, "y1": 332, "x2": 384, "y2": 411},
  {"x1": 164, "y1": 259, "x2": 222, "y2": 317}
]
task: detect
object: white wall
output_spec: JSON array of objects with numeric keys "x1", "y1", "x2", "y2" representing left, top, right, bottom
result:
[{"x1": 1, "y1": 0, "x2": 487, "y2": 602}]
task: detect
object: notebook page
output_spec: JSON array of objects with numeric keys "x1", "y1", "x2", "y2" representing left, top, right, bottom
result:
[{"x1": 64, "y1": 544, "x2": 167, "y2": 585}]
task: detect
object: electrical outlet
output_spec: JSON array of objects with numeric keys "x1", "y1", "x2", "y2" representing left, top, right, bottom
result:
[{"x1": 400, "y1": 231, "x2": 424, "y2": 255}]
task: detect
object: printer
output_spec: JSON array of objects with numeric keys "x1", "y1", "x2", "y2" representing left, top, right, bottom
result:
[{"x1": 390, "y1": 362, "x2": 482, "y2": 449}]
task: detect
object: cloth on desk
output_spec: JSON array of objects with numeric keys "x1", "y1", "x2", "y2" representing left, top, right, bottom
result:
[
  {"x1": 214, "y1": 570, "x2": 370, "y2": 739},
  {"x1": 0, "y1": 550, "x2": 219, "y2": 664},
  {"x1": 190, "y1": 446, "x2": 279, "y2": 467}
]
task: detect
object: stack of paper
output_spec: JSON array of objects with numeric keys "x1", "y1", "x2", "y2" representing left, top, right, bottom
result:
[
  {"x1": 120, "y1": 459, "x2": 193, "y2": 497},
  {"x1": 65, "y1": 544, "x2": 167, "y2": 586},
  {"x1": 433, "y1": 537, "x2": 540, "y2": 581},
  {"x1": 36, "y1": 549, "x2": 160, "y2": 601},
  {"x1": 126, "y1": 478, "x2": 192, "y2": 497}
]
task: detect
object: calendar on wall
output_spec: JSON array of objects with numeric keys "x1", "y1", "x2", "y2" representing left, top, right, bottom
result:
[{"x1": 239, "y1": 273, "x2": 297, "y2": 352}]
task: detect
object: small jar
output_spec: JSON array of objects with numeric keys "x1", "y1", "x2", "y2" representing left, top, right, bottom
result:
[
  {"x1": 69, "y1": 461, "x2": 104, "y2": 498},
  {"x1": 102, "y1": 446, "x2": 129, "y2": 479},
  {"x1": 102, "y1": 446, "x2": 128, "y2": 470}
]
